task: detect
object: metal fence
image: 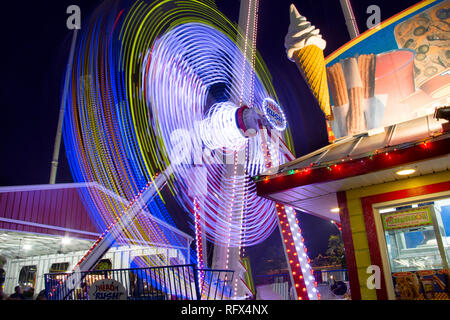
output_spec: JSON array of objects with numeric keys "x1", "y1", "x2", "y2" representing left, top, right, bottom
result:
[
  {"x1": 44, "y1": 264, "x2": 234, "y2": 300},
  {"x1": 254, "y1": 269, "x2": 348, "y2": 287},
  {"x1": 197, "y1": 268, "x2": 235, "y2": 300},
  {"x1": 313, "y1": 269, "x2": 348, "y2": 284},
  {"x1": 254, "y1": 274, "x2": 290, "y2": 286},
  {"x1": 254, "y1": 274, "x2": 291, "y2": 300}
]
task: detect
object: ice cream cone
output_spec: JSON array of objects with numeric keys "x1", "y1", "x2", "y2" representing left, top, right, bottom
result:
[
  {"x1": 285, "y1": 4, "x2": 335, "y2": 142},
  {"x1": 293, "y1": 45, "x2": 332, "y2": 120}
]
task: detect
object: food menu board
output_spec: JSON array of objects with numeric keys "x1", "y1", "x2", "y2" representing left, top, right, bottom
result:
[
  {"x1": 392, "y1": 269, "x2": 450, "y2": 300},
  {"x1": 325, "y1": 0, "x2": 449, "y2": 139}
]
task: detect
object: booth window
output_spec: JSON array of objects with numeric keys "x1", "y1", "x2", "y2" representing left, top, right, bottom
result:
[
  {"x1": 49, "y1": 262, "x2": 70, "y2": 273},
  {"x1": 381, "y1": 197, "x2": 450, "y2": 273},
  {"x1": 79, "y1": 259, "x2": 113, "y2": 288},
  {"x1": 94, "y1": 259, "x2": 112, "y2": 270},
  {"x1": 18, "y1": 265, "x2": 37, "y2": 288}
]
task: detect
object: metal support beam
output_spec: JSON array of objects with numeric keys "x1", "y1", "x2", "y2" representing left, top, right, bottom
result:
[
  {"x1": 59, "y1": 167, "x2": 173, "y2": 299},
  {"x1": 50, "y1": 30, "x2": 78, "y2": 184},
  {"x1": 339, "y1": 0, "x2": 360, "y2": 39}
]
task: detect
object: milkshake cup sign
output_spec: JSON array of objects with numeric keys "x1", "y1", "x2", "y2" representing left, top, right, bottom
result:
[
  {"x1": 327, "y1": 53, "x2": 385, "y2": 138},
  {"x1": 324, "y1": 0, "x2": 450, "y2": 140},
  {"x1": 88, "y1": 278, "x2": 127, "y2": 300}
]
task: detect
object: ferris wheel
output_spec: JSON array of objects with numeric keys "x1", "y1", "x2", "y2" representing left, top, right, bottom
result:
[
  {"x1": 61, "y1": 0, "x2": 318, "y2": 300},
  {"x1": 144, "y1": 20, "x2": 292, "y2": 295}
]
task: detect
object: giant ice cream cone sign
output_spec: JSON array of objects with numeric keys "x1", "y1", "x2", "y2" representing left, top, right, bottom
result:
[{"x1": 285, "y1": 4, "x2": 335, "y2": 142}]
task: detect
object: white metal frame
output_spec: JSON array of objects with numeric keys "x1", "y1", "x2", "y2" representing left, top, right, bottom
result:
[{"x1": 371, "y1": 190, "x2": 450, "y2": 300}]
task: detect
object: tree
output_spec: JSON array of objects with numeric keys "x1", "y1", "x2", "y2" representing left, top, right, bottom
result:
[
  {"x1": 325, "y1": 234, "x2": 346, "y2": 267},
  {"x1": 311, "y1": 253, "x2": 330, "y2": 267}
]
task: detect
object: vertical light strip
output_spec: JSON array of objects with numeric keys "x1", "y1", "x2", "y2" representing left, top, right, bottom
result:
[
  {"x1": 249, "y1": 0, "x2": 259, "y2": 107},
  {"x1": 193, "y1": 197, "x2": 205, "y2": 296},
  {"x1": 284, "y1": 205, "x2": 319, "y2": 300},
  {"x1": 260, "y1": 126, "x2": 319, "y2": 300},
  {"x1": 234, "y1": 0, "x2": 260, "y2": 297}
]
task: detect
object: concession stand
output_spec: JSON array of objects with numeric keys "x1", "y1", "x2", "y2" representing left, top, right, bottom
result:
[{"x1": 256, "y1": 0, "x2": 450, "y2": 300}]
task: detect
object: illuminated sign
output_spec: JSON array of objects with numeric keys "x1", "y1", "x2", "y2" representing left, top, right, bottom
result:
[
  {"x1": 382, "y1": 206, "x2": 433, "y2": 231},
  {"x1": 88, "y1": 279, "x2": 126, "y2": 300},
  {"x1": 263, "y1": 98, "x2": 287, "y2": 131},
  {"x1": 326, "y1": 0, "x2": 449, "y2": 139}
]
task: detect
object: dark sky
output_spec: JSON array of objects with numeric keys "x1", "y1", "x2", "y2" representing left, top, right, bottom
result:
[{"x1": 0, "y1": 0, "x2": 422, "y2": 272}]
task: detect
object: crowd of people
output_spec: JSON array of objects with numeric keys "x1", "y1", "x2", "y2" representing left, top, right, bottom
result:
[
  {"x1": 1, "y1": 265, "x2": 45, "y2": 300},
  {"x1": 0, "y1": 285, "x2": 46, "y2": 300}
]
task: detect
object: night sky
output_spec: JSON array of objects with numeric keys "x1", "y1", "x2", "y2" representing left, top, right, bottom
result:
[{"x1": 0, "y1": 0, "x2": 422, "y2": 273}]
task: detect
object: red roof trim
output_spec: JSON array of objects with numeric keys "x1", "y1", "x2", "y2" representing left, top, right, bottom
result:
[{"x1": 256, "y1": 136, "x2": 450, "y2": 196}]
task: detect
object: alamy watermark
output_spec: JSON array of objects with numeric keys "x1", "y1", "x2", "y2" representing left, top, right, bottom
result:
[
  {"x1": 366, "y1": 5, "x2": 381, "y2": 29},
  {"x1": 366, "y1": 265, "x2": 382, "y2": 290},
  {"x1": 67, "y1": 5, "x2": 81, "y2": 30}
]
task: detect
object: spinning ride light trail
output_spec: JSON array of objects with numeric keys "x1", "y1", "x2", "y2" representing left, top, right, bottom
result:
[
  {"x1": 61, "y1": 0, "x2": 317, "y2": 299},
  {"x1": 200, "y1": 102, "x2": 247, "y2": 151},
  {"x1": 145, "y1": 22, "x2": 282, "y2": 247}
]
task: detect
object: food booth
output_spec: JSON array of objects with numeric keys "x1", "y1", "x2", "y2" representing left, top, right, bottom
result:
[{"x1": 256, "y1": 0, "x2": 450, "y2": 300}]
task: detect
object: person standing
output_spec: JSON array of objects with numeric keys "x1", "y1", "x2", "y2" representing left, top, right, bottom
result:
[
  {"x1": 0, "y1": 268, "x2": 6, "y2": 300},
  {"x1": 8, "y1": 286, "x2": 25, "y2": 300}
]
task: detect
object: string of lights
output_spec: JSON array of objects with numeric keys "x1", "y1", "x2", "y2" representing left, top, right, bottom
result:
[
  {"x1": 259, "y1": 123, "x2": 319, "y2": 300},
  {"x1": 62, "y1": 0, "x2": 304, "y2": 300}
]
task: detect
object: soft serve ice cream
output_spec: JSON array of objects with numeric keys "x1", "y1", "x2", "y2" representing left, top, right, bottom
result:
[
  {"x1": 285, "y1": 4, "x2": 326, "y2": 61},
  {"x1": 284, "y1": 4, "x2": 332, "y2": 123}
]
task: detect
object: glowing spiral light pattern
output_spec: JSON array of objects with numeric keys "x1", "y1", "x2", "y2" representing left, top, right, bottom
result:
[
  {"x1": 145, "y1": 21, "x2": 288, "y2": 247},
  {"x1": 62, "y1": 0, "x2": 295, "y2": 277},
  {"x1": 200, "y1": 102, "x2": 247, "y2": 151},
  {"x1": 59, "y1": 0, "x2": 322, "y2": 301}
]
